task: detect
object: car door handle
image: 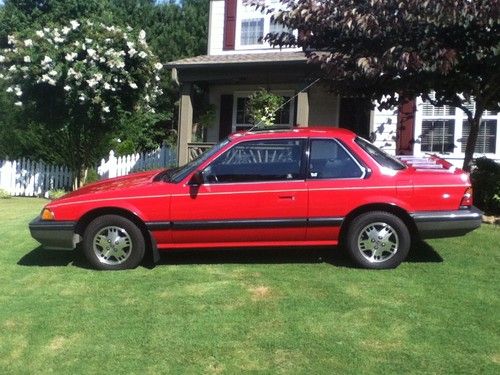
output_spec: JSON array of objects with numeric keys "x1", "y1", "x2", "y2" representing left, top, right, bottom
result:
[{"x1": 278, "y1": 195, "x2": 295, "y2": 200}]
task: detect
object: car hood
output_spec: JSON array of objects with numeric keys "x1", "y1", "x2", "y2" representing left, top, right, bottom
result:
[{"x1": 59, "y1": 169, "x2": 163, "y2": 200}]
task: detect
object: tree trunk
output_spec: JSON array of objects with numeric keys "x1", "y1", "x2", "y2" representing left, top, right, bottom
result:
[{"x1": 462, "y1": 105, "x2": 484, "y2": 172}]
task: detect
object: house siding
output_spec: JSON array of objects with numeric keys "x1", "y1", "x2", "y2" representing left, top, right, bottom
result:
[
  {"x1": 371, "y1": 107, "x2": 398, "y2": 154},
  {"x1": 208, "y1": 0, "x2": 226, "y2": 55}
]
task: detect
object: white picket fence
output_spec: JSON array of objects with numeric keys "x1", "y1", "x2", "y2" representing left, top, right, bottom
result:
[
  {"x1": 97, "y1": 145, "x2": 176, "y2": 179},
  {"x1": 0, "y1": 145, "x2": 176, "y2": 197},
  {"x1": 0, "y1": 159, "x2": 73, "y2": 197}
]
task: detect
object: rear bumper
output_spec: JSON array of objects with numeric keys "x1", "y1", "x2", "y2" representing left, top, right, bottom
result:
[
  {"x1": 411, "y1": 207, "x2": 482, "y2": 239},
  {"x1": 29, "y1": 218, "x2": 80, "y2": 250}
]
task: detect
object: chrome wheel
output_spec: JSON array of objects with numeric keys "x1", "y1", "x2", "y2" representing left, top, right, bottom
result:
[
  {"x1": 357, "y1": 222, "x2": 399, "y2": 263},
  {"x1": 93, "y1": 226, "x2": 132, "y2": 265}
]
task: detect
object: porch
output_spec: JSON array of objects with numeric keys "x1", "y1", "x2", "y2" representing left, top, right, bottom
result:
[{"x1": 168, "y1": 52, "x2": 373, "y2": 164}]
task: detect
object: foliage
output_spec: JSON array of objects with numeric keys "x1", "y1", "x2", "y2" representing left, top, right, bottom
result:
[
  {"x1": 144, "y1": 0, "x2": 209, "y2": 63},
  {"x1": 0, "y1": 20, "x2": 164, "y2": 185},
  {"x1": 0, "y1": 80, "x2": 25, "y2": 159},
  {"x1": 83, "y1": 168, "x2": 100, "y2": 186},
  {"x1": 0, "y1": 198, "x2": 499, "y2": 373},
  {"x1": 259, "y1": 0, "x2": 500, "y2": 170},
  {"x1": 471, "y1": 157, "x2": 500, "y2": 215},
  {"x1": 0, "y1": 0, "x2": 108, "y2": 47},
  {"x1": 0, "y1": 188, "x2": 11, "y2": 199},
  {"x1": 113, "y1": 110, "x2": 172, "y2": 156},
  {"x1": 47, "y1": 188, "x2": 67, "y2": 200},
  {"x1": 193, "y1": 101, "x2": 216, "y2": 142},
  {"x1": 247, "y1": 89, "x2": 285, "y2": 126}
]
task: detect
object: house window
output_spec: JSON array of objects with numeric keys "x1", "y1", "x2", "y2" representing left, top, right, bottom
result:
[
  {"x1": 461, "y1": 120, "x2": 497, "y2": 154},
  {"x1": 269, "y1": 19, "x2": 292, "y2": 35},
  {"x1": 234, "y1": 93, "x2": 294, "y2": 131},
  {"x1": 421, "y1": 102, "x2": 455, "y2": 117},
  {"x1": 236, "y1": 97, "x2": 251, "y2": 127},
  {"x1": 415, "y1": 93, "x2": 499, "y2": 158},
  {"x1": 421, "y1": 120, "x2": 455, "y2": 153},
  {"x1": 235, "y1": 0, "x2": 298, "y2": 50},
  {"x1": 241, "y1": 18, "x2": 264, "y2": 45}
]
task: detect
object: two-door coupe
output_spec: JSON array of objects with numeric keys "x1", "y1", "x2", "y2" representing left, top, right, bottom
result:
[{"x1": 30, "y1": 127, "x2": 482, "y2": 270}]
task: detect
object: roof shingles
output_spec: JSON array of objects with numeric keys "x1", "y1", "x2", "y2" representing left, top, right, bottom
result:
[{"x1": 166, "y1": 51, "x2": 307, "y2": 68}]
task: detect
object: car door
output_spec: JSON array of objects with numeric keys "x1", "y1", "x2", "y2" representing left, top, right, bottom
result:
[
  {"x1": 169, "y1": 138, "x2": 308, "y2": 245},
  {"x1": 306, "y1": 138, "x2": 369, "y2": 242}
]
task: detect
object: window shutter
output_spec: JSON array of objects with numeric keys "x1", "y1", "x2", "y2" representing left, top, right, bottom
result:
[
  {"x1": 223, "y1": 0, "x2": 237, "y2": 50},
  {"x1": 397, "y1": 98, "x2": 416, "y2": 154}
]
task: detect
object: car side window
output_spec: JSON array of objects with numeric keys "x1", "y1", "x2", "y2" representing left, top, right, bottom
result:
[
  {"x1": 309, "y1": 139, "x2": 364, "y2": 179},
  {"x1": 203, "y1": 139, "x2": 305, "y2": 183}
]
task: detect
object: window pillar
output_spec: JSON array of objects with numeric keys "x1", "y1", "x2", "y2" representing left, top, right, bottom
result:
[{"x1": 177, "y1": 84, "x2": 193, "y2": 166}]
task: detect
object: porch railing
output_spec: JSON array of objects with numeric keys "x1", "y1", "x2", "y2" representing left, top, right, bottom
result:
[{"x1": 187, "y1": 142, "x2": 216, "y2": 162}]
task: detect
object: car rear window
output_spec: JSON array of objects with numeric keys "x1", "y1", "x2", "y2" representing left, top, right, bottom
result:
[
  {"x1": 309, "y1": 139, "x2": 365, "y2": 179},
  {"x1": 355, "y1": 137, "x2": 406, "y2": 170}
]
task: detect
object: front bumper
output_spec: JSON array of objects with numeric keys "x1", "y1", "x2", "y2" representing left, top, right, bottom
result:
[
  {"x1": 29, "y1": 218, "x2": 80, "y2": 250},
  {"x1": 411, "y1": 206, "x2": 482, "y2": 239}
]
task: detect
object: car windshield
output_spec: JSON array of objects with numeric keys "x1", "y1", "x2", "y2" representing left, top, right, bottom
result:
[
  {"x1": 161, "y1": 138, "x2": 231, "y2": 183},
  {"x1": 355, "y1": 137, "x2": 406, "y2": 170}
]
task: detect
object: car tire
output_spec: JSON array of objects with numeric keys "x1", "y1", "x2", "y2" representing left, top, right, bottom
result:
[
  {"x1": 345, "y1": 211, "x2": 410, "y2": 269},
  {"x1": 82, "y1": 215, "x2": 145, "y2": 270}
]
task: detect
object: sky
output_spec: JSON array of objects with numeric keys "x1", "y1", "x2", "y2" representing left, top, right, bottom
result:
[{"x1": 0, "y1": 0, "x2": 176, "y2": 4}]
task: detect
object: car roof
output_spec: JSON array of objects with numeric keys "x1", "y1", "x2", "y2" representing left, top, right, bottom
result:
[{"x1": 230, "y1": 127, "x2": 357, "y2": 141}]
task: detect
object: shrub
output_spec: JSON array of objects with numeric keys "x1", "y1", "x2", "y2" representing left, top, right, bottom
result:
[
  {"x1": 471, "y1": 157, "x2": 500, "y2": 215},
  {"x1": 48, "y1": 189, "x2": 67, "y2": 200},
  {"x1": 0, "y1": 21, "x2": 164, "y2": 187},
  {"x1": 83, "y1": 168, "x2": 100, "y2": 185},
  {"x1": 247, "y1": 89, "x2": 285, "y2": 126},
  {"x1": 0, "y1": 188, "x2": 11, "y2": 199}
]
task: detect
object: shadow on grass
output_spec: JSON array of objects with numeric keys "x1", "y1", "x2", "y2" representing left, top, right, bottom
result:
[
  {"x1": 155, "y1": 246, "x2": 353, "y2": 268},
  {"x1": 18, "y1": 241, "x2": 442, "y2": 268},
  {"x1": 407, "y1": 240, "x2": 443, "y2": 263},
  {"x1": 17, "y1": 246, "x2": 91, "y2": 268}
]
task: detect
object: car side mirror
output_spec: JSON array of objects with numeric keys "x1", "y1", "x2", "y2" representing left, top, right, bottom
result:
[{"x1": 189, "y1": 171, "x2": 204, "y2": 186}]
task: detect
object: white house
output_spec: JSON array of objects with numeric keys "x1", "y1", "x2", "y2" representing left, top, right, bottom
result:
[{"x1": 168, "y1": 0, "x2": 500, "y2": 167}]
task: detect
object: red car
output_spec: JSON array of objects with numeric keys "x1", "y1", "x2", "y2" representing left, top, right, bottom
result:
[{"x1": 29, "y1": 127, "x2": 481, "y2": 270}]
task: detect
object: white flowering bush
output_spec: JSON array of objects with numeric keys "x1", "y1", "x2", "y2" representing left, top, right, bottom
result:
[
  {"x1": 0, "y1": 20, "x2": 163, "y2": 116},
  {"x1": 0, "y1": 20, "x2": 164, "y2": 185}
]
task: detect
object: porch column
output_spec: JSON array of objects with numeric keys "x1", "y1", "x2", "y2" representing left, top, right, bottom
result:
[
  {"x1": 296, "y1": 90, "x2": 309, "y2": 127},
  {"x1": 177, "y1": 83, "x2": 193, "y2": 166}
]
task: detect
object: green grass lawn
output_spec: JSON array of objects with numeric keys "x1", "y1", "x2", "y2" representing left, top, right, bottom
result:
[{"x1": 0, "y1": 198, "x2": 499, "y2": 374}]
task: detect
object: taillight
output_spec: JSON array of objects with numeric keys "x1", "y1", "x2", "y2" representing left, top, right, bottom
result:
[{"x1": 460, "y1": 187, "x2": 473, "y2": 208}]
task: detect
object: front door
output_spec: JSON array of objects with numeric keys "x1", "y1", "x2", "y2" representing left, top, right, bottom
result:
[
  {"x1": 339, "y1": 97, "x2": 371, "y2": 139},
  {"x1": 170, "y1": 138, "x2": 308, "y2": 245}
]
